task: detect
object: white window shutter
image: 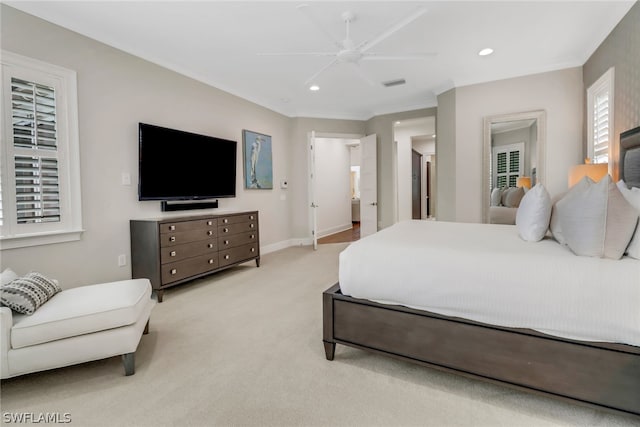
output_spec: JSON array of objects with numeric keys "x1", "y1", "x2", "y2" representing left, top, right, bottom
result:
[
  {"x1": 11, "y1": 77, "x2": 61, "y2": 224},
  {"x1": 588, "y1": 68, "x2": 614, "y2": 165}
]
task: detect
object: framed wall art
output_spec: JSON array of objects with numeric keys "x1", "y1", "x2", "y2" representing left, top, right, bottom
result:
[{"x1": 242, "y1": 129, "x2": 273, "y2": 189}]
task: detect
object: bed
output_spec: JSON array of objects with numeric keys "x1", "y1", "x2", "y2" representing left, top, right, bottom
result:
[{"x1": 323, "y1": 126, "x2": 640, "y2": 418}]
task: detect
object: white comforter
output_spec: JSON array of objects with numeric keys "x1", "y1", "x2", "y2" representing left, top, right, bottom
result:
[{"x1": 339, "y1": 220, "x2": 640, "y2": 347}]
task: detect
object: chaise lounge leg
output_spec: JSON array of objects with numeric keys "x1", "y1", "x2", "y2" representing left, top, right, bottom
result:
[
  {"x1": 323, "y1": 341, "x2": 336, "y2": 361},
  {"x1": 143, "y1": 319, "x2": 150, "y2": 335},
  {"x1": 122, "y1": 352, "x2": 135, "y2": 376}
]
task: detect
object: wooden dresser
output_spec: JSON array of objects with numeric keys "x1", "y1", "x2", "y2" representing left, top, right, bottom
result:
[{"x1": 130, "y1": 211, "x2": 259, "y2": 302}]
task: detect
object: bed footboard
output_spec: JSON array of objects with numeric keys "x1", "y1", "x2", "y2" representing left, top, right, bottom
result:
[{"x1": 323, "y1": 283, "x2": 640, "y2": 418}]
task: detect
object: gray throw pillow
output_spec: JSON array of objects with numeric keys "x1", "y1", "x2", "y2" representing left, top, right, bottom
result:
[
  {"x1": 505, "y1": 186, "x2": 525, "y2": 208},
  {"x1": 555, "y1": 176, "x2": 638, "y2": 259},
  {"x1": 0, "y1": 272, "x2": 61, "y2": 315}
]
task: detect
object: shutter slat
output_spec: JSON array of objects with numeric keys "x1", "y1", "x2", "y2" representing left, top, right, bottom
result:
[{"x1": 13, "y1": 152, "x2": 60, "y2": 225}]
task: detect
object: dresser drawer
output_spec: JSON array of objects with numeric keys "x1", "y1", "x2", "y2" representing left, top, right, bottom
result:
[
  {"x1": 218, "y1": 213, "x2": 258, "y2": 226},
  {"x1": 161, "y1": 227, "x2": 217, "y2": 247},
  {"x1": 161, "y1": 254, "x2": 219, "y2": 284},
  {"x1": 218, "y1": 221, "x2": 258, "y2": 236},
  {"x1": 218, "y1": 231, "x2": 258, "y2": 250},
  {"x1": 160, "y1": 239, "x2": 217, "y2": 264},
  {"x1": 219, "y1": 244, "x2": 259, "y2": 267},
  {"x1": 160, "y1": 218, "x2": 216, "y2": 234}
]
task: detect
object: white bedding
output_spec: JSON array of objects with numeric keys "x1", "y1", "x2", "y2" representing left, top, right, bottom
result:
[{"x1": 339, "y1": 220, "x2": 640, "y2": 347}]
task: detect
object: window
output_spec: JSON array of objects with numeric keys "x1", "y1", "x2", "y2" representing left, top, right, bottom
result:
[
  {"x1": 587, "y1": 67, "x2": 614, "y2": 165},
  {"x1": 1, "y1": 51, "x2": 82, "y2": 249},
  {"x1": 492, "y1": 143, "x2": 524, "y2": 189}
]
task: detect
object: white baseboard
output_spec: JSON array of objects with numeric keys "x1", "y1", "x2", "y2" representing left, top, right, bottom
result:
[
  {"x1": 261, "y1": 238, "x2": 312, "y2": 254},
  {"x1": 317, "y1": 223, "x2": 352, "y2": 239}
]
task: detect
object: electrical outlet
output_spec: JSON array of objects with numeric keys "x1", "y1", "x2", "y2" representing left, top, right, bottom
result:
[{"x1": 118, "y1": 254, "x2": 127, "y2": 267}]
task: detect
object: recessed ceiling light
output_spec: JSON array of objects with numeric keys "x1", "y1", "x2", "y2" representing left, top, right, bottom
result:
[
  {"x1": 395, "y1": 121, "x2": 401, "y2": 125},
  {"x1": 432, "y1": 134, "x2": 436, "y2": 138},
  {"x1": 309, "y1": 84, "x2": 320, "y2": 91},
  {"x1": 478, "y1": 48, "x2": 494, "y2": 56}
]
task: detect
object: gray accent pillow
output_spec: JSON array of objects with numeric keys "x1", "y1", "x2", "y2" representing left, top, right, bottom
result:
[
  {"x1": 504, "y1": 187, "x2": 525, "y2": 208},
  {"x1": 616, "y1": 179, "x2": 640, "y2": 259},
  {"x1": 0, "y1": 272, "x2": 61, "y2": 315},
  {"x1": 555, "y1": 176, "x2": 638, "y2": 259}
]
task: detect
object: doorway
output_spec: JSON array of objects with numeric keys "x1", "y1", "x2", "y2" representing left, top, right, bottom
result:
[
  {"x1": 394, "y1": 117, "x2": 436, "y2": 221},
  {"x1": 412, "y1": 149, "x2": 422, "y2": 219},
  {"x1": 308, "y1": 133, "x2": 377, "y2": 248}
]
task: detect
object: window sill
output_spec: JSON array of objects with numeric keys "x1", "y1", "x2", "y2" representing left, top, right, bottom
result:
[{"x1": 0, "y1": 229, "x2": 84, "y2": 250}]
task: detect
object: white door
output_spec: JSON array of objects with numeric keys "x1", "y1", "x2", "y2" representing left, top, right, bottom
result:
[
  {"x1": 308, "y1": 131, "x2": 318, "y2": 250},
  {"x1": 360, "y1": 134, "x2": 377, "y2": 238}
]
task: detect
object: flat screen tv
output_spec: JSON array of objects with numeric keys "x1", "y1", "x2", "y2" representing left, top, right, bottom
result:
[{"x1": 138, "y1": 123, "x2": 237, "y2": 201}]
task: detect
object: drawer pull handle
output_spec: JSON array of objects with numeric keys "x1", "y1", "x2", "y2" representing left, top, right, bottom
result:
[
  {"x1": 170, "y1": 269, "x2": 177, "y2": 275},
  {"x1": 250, "y1": 234, "x2": 255, "y2": 239},
  {"x1": 224, "y1": 255, "x2": 230, "y2": 260},
  {"x1": 223, "y1": 228, "x2": 229, "y2": 233},
  {"x1": 207, "y1": 221, "x2": 213, "y2": 226},
  {"x1": 170, "y1": 251, "x2": 176, "y2": 257},
  {"x1": 251, "y1": 248, "x2": 255, "y2": 253},
  {"x1": 250, "y1": 224, "x2": 255, "y2": 228},
  {"x1": 169, "y1": 225, "x2": 176, "y2": 231},
  {"x1": 207, "y1": 230, "x2": 213, "y2": 236},
  {"x1": 223, "y1": 219, "x2": 228, "y2": 224},
  {"x1": 208, "y1": 259, "x2": 214, "y2": 264},
  {"x1": 169, "y1": 236, "x2": 176, "y2": 242},
  {"x1": 224, "y1": 240, "x2": 229, "y2": 245},
  {"x1": 208, "y1": 243, "x2": 214, "y2": 249},
  {"x1": 250, "y1": 215, "x2": 254, "y2": 220}
]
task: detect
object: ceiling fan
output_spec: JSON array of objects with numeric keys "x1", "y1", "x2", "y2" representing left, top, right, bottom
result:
[{"x1": 259, "y1": 5, "x2": 436, "y2": 86}]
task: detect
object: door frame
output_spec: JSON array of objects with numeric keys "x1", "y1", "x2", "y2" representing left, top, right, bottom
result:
[
  {"x1": 307, "y1": 132, "x2": 363, "y2": 249},
  {"x1": 411, "y1": 149, "x2": 422, "y2": 220}
]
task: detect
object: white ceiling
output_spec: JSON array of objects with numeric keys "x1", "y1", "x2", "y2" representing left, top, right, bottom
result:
[{"x1": 7, "y1": 1, "x2": 635, "y2": 120}]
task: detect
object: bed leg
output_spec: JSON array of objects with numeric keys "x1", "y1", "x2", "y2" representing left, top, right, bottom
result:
[
  {"x1": 122, "y1": 352, "x2": 135, "y2": 376},
  {"x1": 324, "y1": 341, "x2": 336, "y2": 361}
]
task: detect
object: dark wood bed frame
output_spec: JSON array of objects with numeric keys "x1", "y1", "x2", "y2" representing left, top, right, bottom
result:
[{"x1": 323, "y1": 126, "x2": 640, "y2": 418}]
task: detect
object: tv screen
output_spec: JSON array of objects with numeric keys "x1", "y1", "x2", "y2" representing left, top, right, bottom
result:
[{"x1": 138, "y1": 123, "x2": 237, "y2": 201}]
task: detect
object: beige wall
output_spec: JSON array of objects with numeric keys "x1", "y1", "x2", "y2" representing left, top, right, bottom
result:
[
  {"x1": 435, "y1": 89, "x2": 456, "y2": 221},
  {"x1": 436, "y1": 68, "x2": 583, "y2": 223},
  {"x1": 583, "y1": 1, "x2": 640, "y2": 179},
  {"x1": 1, "y1": 6, "x2": 296, "y2": 286}
]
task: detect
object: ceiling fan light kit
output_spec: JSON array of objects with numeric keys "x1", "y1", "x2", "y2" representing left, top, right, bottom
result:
[{"x1": 259, "y1": 6, "x2": 435, "y2": 87}]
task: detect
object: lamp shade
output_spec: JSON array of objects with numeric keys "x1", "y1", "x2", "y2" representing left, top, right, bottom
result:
[
  {"x1": 516, "y1": 176, "x2": 531, "y2": 189},
  {"x1": 568, "y1": 163, "x2": 608, "y2": 187}
]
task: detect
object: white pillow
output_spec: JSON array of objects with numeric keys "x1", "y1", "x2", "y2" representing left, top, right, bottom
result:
[
  {"x1": 516, "y1": 183, "x2": 552, "y2": 242},
  {"x1": 616, "y1": 179, "x2": 640, "y2": 259},
  {"x1": 555, "y1": 175, "x2": 638, "y2": 259},
  {"x1": 0, "y1": 268, "x2": 18, "y2": 286}
]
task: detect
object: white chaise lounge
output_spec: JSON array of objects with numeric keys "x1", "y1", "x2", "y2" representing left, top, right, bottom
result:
[{"x1": 1, "y1": 277, "x2": 156, "y2": 379}]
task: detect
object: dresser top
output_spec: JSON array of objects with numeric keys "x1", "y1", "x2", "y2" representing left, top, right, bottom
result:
[{"x1": 131, "y1": 210, "x2": 258, "y2": 223}]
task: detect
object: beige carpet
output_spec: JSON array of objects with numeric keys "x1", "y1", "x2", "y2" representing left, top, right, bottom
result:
[{"x1": 1, "y1": 243, "x2": 638, "y2": 426}]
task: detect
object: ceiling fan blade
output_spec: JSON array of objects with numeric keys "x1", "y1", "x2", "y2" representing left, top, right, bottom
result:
[
  {"x1": 361, "y1": 52, "x2": 437, "y2": 60},
  {"x1": 297, "y1": 4, "x2": 343, "y2": 49},
  {"x1": 257, "y1": 52, "x2": 337, "y2": 57},
  {"x1": 357, "y1": 7, "x2": 427, "y2": 53},
  {"x1": 349, "y1": 63, "x2": 375, "y2": 86},
  {"x1": 304, "y1": 58, "x2": 339, "y2": 86}
]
